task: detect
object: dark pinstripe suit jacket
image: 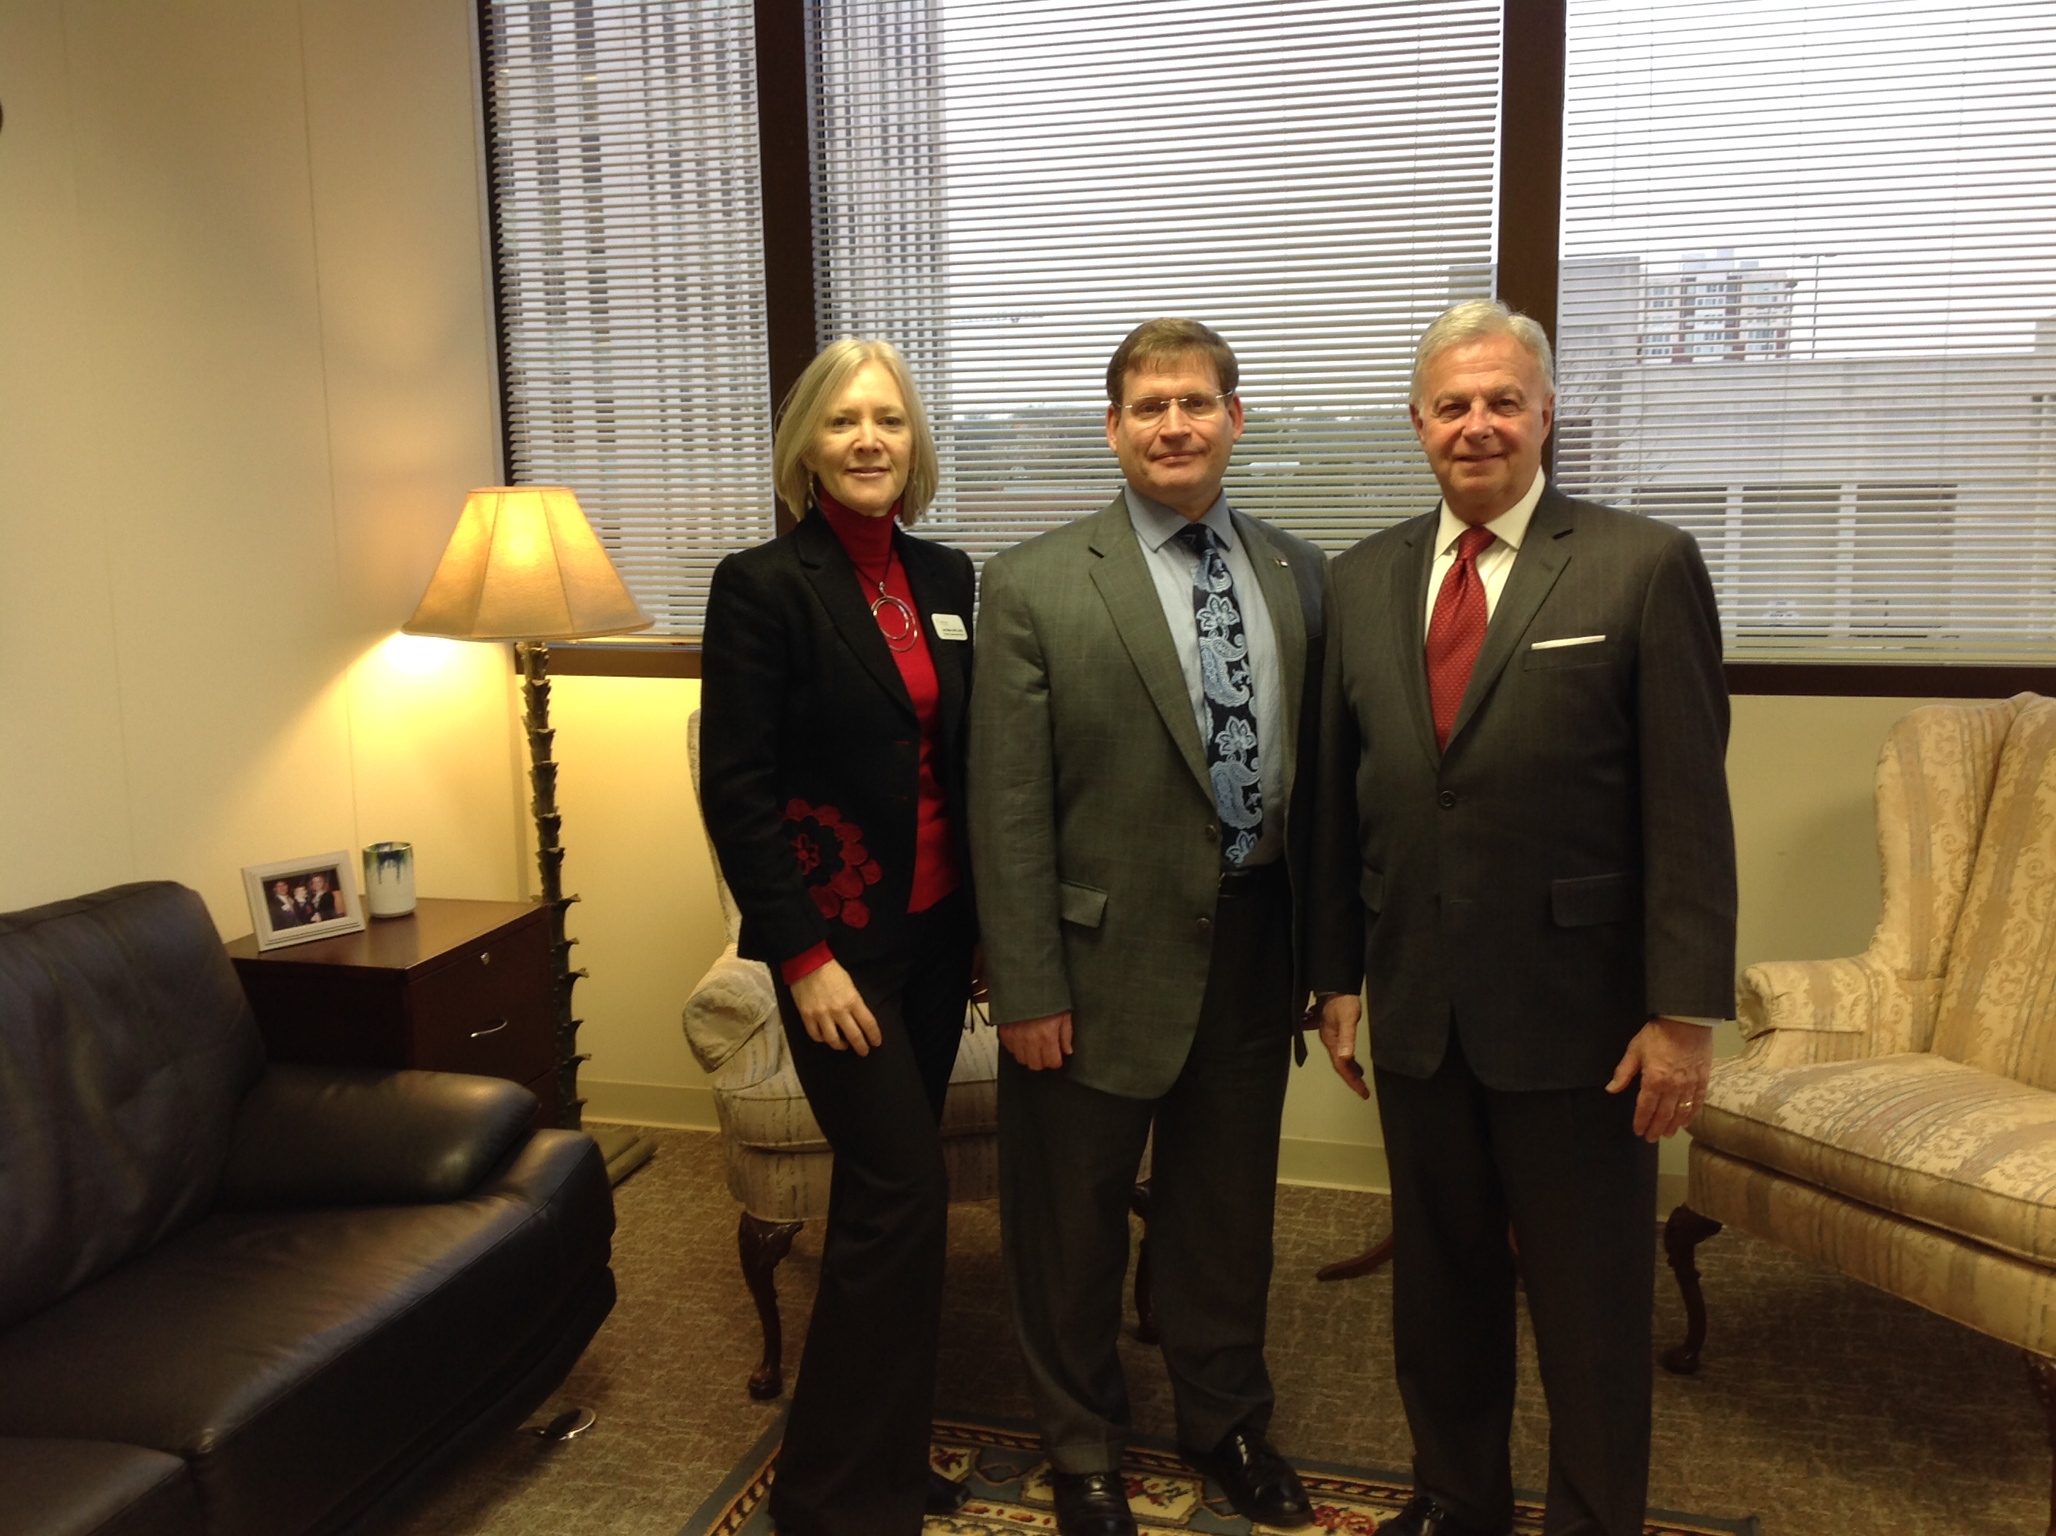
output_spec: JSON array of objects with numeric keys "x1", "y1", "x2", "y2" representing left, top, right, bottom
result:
[{"x1": 1307, "y1": 486, "x2": 1738, "y2": 1090}]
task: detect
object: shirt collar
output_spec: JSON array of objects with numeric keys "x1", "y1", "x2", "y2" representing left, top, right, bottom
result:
[
  {"x1": 1126, "y1": 484, "x2": 1234, "y2": 554},
  {"x1": 1434, "y1": 468, "x2": 1547, "y2": 557}
]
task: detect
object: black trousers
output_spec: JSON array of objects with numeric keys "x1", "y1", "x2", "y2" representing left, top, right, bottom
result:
[
  {"x1": 1374, "y1": 1033, "x2": 1658, "y2": 1536},
  {"x1": 997, "y1": 867, "x2": 1294, "y2": 1473},
  {"x1": 766, "y1": 893, "x2": 975, "y2": 1536}
]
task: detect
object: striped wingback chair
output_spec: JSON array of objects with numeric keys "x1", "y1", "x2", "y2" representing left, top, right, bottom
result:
[
  {"x1": 1664, "y1": 693, "x2": 2056, "y2": 1525},
  {"x1": 680, "y1": 710, "x2": 1001, "y2": 1399}
]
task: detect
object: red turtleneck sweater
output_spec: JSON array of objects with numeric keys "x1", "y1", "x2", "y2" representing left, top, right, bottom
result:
[{"x1": 780, "y1": 492, "x2": 961, "y2": 984}]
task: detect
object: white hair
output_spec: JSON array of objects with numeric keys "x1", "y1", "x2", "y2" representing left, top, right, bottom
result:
[{"x1": 1410, "y1": 300, "x2": 1555, "y2": 404}]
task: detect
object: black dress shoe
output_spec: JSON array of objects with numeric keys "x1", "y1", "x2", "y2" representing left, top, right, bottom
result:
[
  {"x1": 1375, "y1": 1492, "x2": 1508, "y2": 1536},
  {"x1": 1183, "y1": 1427, "x2": 1313, "y2": 1528},
  {"x1": 926, "y1": 1468, "x2": 971, "y2": 1514},
  {"x1": 1049, "y1": 1469, "x2": 1138, "y2": 1536}
]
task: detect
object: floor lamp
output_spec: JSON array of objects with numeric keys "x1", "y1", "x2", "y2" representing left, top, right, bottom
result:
[{"x1": 405, "y1": 485, "x2": 656, "y2": 1185}]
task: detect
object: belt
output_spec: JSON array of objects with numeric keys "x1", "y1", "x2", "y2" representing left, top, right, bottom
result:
[{"x1": 1218, "y1": 860, "x2": 1287, "y2": 896}]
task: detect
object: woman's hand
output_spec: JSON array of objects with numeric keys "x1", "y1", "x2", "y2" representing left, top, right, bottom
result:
[{"x1": 790, "y1": 960, "x2": 883, "y2": 1055}]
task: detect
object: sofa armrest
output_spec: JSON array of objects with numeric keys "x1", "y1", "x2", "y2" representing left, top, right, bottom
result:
[
  {"x1": 1735, "y1": 953, "x2": 1936, "y2": 1068},
  {"x1": 215, "y1": 1064, "x2": 536, "y2": 1210},
  {"x1": 682, "y1": 945, "x2": 780, "y2": 1084},
  {"x1": 475, "y1": 1127, "x2": 616, "y2": 1276}
]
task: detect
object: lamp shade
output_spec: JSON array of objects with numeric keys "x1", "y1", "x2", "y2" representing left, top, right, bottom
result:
[{"x1": 404, "y1": 486, "x2": 653, "y2": 641}]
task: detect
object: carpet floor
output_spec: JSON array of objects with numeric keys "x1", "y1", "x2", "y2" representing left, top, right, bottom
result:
[
  {"x1": 682, "y1": 1412, "x2": 1761, "y2": 1536},
  {"x1": 376, "y1": 1125, "x2": 2045, "y2": 1536}
]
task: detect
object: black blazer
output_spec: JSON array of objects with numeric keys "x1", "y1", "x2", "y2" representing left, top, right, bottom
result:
[
  {"x1": 1308, "y1": 487, "x2": 1737, "y2": 1090},
  {"x1": 700, "y1": 511, "x2": 977, "y2": 971}
]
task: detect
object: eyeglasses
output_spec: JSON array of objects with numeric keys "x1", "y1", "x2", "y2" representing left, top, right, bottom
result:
[{"x1": 1118, "y1": 392, "x2": 1233, "y2": 425}]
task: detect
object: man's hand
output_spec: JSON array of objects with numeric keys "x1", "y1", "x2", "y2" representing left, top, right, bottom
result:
[
  {"x1": 999, "y1": 1011, "x2": 1073, "y2": 1070},
  {"x1": 1317, "y1": 993, "x2": 1370, "y2": 1100},
  {"x1": 789, "y1": 960, "x2": 883, "y2": 1056},
  {"x1": 1606, "y1": 1017, "x2": 1714, "y2": 1141}
]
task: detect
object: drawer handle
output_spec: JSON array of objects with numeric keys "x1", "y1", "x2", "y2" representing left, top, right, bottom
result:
[
  {"x1": 470, "y1": 1019, "x2": 509, "y2": 1039},
  {"x1": 479, "y1": 951, "x2": 492, "y2": 967}
]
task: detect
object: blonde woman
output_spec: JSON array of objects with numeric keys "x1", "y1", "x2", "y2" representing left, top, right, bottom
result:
[{"x1": 700, "y1": 339, "x2": 976, "y2": 1536}]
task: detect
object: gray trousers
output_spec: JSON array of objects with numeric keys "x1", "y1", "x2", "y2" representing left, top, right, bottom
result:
[{"x1": 997, "y1": 869, "x2": 1294, "y2": 1472}]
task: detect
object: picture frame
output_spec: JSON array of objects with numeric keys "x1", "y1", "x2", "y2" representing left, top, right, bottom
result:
[{"x1": 242, "y1": 851, "x2": 367, "y2": 951}]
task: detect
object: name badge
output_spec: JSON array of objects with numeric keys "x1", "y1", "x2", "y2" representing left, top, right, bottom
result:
[{"x1": 930, "y1": 612, "x2": 968, "y2": 641}]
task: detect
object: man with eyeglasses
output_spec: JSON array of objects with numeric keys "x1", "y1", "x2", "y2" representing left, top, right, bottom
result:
[{"x1": 970, "y1": 318, "x2": 1327, "y2": 1536}]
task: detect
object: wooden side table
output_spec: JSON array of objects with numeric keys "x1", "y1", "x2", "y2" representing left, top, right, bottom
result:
[{"x1": 227, "y1": 897, "x2": 557, "y2": 1125}]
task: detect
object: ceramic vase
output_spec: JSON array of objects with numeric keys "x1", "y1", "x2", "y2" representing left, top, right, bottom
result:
[{"x1": 363, "y1": 841, "x2": 416, "y2": 918}]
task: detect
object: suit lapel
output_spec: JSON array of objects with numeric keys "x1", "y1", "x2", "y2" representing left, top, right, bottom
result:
[
  {"x1": 1446, "y1": 488, "x2": 1575, "y2": 749},
  {"x1": 796, "y1": 512, "x2": 916, "y2": 720},
  {"x1": 1394, "y1": 512, "x2": 1442, "y2": 768},
  {"x1": 1086, "y1": 499, "x2": 1213, "y2": 800},
  {"x1": 1234, "y1": 510, "x2": 1306, "y2": 790}
]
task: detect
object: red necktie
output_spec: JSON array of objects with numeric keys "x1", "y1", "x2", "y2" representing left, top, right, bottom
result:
[{"x1": 1426, "y1": 524, "x2": 1496, "y2": 751}]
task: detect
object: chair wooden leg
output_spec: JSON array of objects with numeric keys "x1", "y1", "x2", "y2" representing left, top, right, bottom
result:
[
  {"x1": 1660, "y1": 1203, "x2": 1723, "y2": 1375},
  {"x1": 1130, "y1": 1180, "x2": 1159, "y2": 1345},
  {"x1": 2023, "y1": 1352, "x2": 2056, "y2": 1536},
  {"x1": 1316, "y1": 1234, "x2": 1394, "y2": 1282},
  {"x1": 738, "y1": 1212, "x2": 802, "y2": 1401}
]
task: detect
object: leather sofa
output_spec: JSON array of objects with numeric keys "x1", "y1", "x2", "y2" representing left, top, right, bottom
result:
[{"x1": 0, "y1": 882, "x2": 617, "y2": 1536}]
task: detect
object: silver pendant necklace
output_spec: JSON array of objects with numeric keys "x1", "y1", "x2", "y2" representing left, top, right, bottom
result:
[{"x1": 859, "y1": 542, "x2": 918, "y2": 652}]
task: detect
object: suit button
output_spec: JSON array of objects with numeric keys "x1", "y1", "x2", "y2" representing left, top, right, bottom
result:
[
  {"x1": 1197, "y1": 916, "x2": 1213, "y2": 941},
  {"x1": 1438, "y1": 790, "x2": 1457, "y2": 809},
  {"x1": 1204, "y1": 823, "x2": 1217, "y2": 841}
]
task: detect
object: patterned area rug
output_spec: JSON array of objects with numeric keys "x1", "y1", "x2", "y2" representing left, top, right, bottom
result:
[{"x1": 680, "y1": 1412, "x2": 1760, "y2": 1536}]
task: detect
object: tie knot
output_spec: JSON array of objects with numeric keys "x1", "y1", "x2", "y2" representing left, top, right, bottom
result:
[
  {"x1": 1175, "y1": 522, "x2": 1219, "y2": 555},
  {"x1": 1454, "y1": 525, "x2": 1495, "y2": 563}
]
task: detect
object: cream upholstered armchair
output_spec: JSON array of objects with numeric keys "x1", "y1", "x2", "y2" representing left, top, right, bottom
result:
[
  {"x1": 1664, "y1": 694, "x2": 2056, "y2": 1524},
  {"x1": 681, "y1": 710, "x2": 1001, "y2": 1399}
]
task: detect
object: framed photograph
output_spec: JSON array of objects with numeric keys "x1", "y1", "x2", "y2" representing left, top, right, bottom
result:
[{"x1": 242, "y1": 851, "x2": 366, "y2": 951}]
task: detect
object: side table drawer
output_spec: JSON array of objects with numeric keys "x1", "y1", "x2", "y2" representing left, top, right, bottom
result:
[{"x1": 408, "y1": 929, "x2": 554, "y2": 1084}]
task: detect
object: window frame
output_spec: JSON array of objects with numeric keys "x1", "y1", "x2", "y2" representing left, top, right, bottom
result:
[{"x1": 477, "y1": 0, "x2": 2056, "y2": 697}]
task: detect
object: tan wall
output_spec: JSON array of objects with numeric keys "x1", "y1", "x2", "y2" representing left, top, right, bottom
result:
[{"x1": 0, "y1": 0, "x2": 524, "y2": 931}]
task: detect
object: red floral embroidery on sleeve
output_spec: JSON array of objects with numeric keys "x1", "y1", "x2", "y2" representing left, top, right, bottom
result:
[{"x1": 783, "y1": 799, "x2": 883, "y2": 929}]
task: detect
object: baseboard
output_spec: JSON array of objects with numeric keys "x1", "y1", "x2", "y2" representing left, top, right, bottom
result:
[
  {"x1": 1277, "y1": 1140, "x2": 1692, "y2": 1219},
  {"x1": 575, "y1": 1090, "x2": 1694, "y2": 1218},
  {"x1": 1277, "y1": 1137, "x2": 1389, "y2": 1192},
  {"x1": 580, "y1": 1079, "x2": 718, "y2": 1130}
]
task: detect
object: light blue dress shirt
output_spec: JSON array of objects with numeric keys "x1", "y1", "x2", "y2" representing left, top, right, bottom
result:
[{"x1": 1124, "y1": 485, "x2": 1285, "y2": 867}]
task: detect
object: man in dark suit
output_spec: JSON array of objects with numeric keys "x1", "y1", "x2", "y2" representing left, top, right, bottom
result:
[
  {"x1": 970, "y1": 319, "x2": 1326, "y2": 1536},
  {"x1": 266, "y1": 879, "x2": 302, "y2": 930},
  {"x1": 1309, "y1": 300, "x2": 1737, "y2": 1536}
]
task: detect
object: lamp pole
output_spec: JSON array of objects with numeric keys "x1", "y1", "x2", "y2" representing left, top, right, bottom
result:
[
  {"x1": 516, "y1": 639, "x2": 653, "y2": 1182},
  {"x1": 516, "y1": 641, "x2": 584, "y2": 1129}
]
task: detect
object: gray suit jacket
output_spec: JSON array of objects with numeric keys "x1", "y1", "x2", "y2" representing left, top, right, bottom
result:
[
  {"x1": 970, "y1": 495, "x2": 1326, "y2": 1099},
  {"x1": 1307, "y1": 486, "x2": 1737, "y2": 1090}
]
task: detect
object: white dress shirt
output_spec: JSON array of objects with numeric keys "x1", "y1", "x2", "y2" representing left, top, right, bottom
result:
[
  {"x1": 1126, "y1": 486, "x2": 1285, "y2": 867},
  {"x1": 1422, "y1": 468, "x2": 1546, "y2": 629}
]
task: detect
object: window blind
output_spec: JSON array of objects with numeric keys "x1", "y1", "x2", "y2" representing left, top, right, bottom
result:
[
  {"x1": 1557, "y1": 0, "x2": 2056, "y2": 662},
  {"x1": 481, "y1": 0, "x2": 774, "y2": 636},
  {"x1": 809, "y1": 0, "x2": 1503, "y2": 567}
]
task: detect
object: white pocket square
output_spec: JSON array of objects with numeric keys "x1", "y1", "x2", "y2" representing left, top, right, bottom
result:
[{"x1": 1530, "y1": 634, "x2": 1606, "y2": 651}]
